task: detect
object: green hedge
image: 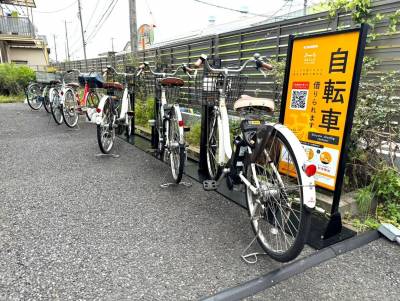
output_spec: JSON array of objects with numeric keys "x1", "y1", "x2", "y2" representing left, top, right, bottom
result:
[{"x1": 0, "y1": 63, "x2": 35, "y2": 96}]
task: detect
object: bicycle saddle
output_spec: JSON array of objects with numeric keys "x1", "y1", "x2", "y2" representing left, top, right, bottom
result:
[
  {"x1": 102, "y1": 82, "x2": 124, "y2": 91},
  {"x1": 234, "y1": 95, "x2": 274, "y2": 112},
  {"x1": 50, "y1": 80, "x2": 61, "y2": 85},
  {"x1": 160, "y1": 77, "x2": 184, "y2": 87}
]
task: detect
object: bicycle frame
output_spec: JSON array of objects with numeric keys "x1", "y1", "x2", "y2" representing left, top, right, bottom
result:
[
  {"x1": 158, "y1": 85, "x2": 185, "y2": 147},
  {"x1": 93, "y1": 85, "x2": 130, "y2": 127}
]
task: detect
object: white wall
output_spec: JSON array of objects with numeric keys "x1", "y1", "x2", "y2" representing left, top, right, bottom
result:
[{"x1": 9, "y1": 47, "x2": 47, "y2": 67}]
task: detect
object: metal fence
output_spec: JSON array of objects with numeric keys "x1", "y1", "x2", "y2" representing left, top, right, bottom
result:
[
  {"x1": 54, "y1": 0, "x2": 400, "y2": 107},
  {"x1": 0, "y1": 16, "x2": 35, "y2": 36}
]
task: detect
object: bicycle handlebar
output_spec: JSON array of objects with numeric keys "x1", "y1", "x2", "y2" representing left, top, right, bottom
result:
[
  {"x1": 103, "y1": 65, "x2": 136, "y2": 78},
  {"x1": 193, "y1": 53, "x2": 273, "y2": 75},
  {"x1": 137, "y1": 62, "x2": 195, "y2": 78}
]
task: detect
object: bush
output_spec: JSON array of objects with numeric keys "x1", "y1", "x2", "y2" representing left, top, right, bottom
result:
[
  {"x1": 186, "y1": 121, "x2": 201, "y2": 147},
  {"x1": 0, "y1": 63, "x2": 35, "y2": 96},
  {"x1": 135, "y1": 97, "x2": 155, "y2": 128}
]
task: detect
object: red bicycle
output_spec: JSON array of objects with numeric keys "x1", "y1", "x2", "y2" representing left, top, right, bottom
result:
[{"x1": 62, "y1": 70, "x2": 101, "y2": 127}]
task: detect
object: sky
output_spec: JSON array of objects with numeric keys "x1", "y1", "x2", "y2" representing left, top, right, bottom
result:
[{"x1": 22, "y1": 0, "x2": 320, "y2": 62}]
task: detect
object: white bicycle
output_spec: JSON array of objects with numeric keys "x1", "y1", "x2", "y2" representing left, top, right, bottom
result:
[
  {"x1": 137, "y1": 63, "x2": 193, "y2": 183},
  {"x1": 91, "y1": 66, "x2": 134, "y2": 154},
  {"x1": 194, "y1": 53, "x2": 317, "y2": 262},
  {"x1": 49, "y1": 69, "x2": 80, "y2": 126}
]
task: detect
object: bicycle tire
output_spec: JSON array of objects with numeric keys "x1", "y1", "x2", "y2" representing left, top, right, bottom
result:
[
  {"x1": 245, "y1": 124, "x2": 311, "y2": 262},
  {"x1": 50, "y1": 88, "x2": 63, "y2": 125},
  {"x1": 206, "y1": 108, "x2": 221, "y2": 180},
  {"x1": 168, "y1": 107, "x2": 185, "y2": 183},
  {"x1": 43, "y1": 91, "x2": 51, "y2": 113},
  {"x1": 97, "y1": 98, "x2": 115, "y2": 154},
  {"x1": 62, "y1": 88, "x2": 79, "y2": 128},
  {"x1": 26, "y1": 83, "x2": 43, "y2": 110},
  {"x1": 86, "y1": 91, "x2": 100, "y2": 121}
]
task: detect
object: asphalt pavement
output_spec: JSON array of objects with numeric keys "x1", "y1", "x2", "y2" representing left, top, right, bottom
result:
[{"x1": 0, "y1": 103, "x2": 399, "y2": 300}]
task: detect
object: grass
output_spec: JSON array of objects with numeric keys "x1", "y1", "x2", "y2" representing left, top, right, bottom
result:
[{"x1": 0, "y1": 94, "x2": 26, "y2": 104}]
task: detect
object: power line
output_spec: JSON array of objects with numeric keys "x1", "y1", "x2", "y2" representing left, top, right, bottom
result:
[
  {"x1": 86, "y1": 0, "x2": 119, "y2": 43},
  {"x1": 85, "y1": 0, "x2": 117, "y2": 41},
  {"x1": 84, "y1": 0, "x2": 101, "y2": 32},
  {"x1": 192, "y1": 0, "x2": 271, "y2": 18},
  {"x1": 36, "y1": 1, "x2": 77, "y2": 14},
  {"x1": 144, "y1": 0, "x2": 156, "y2": 25}
]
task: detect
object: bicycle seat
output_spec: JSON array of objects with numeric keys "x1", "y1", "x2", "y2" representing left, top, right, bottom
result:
[
  {"x1": 50, "y1": 80, "x2": 61, "y2": 85},
  {"x1": 103, "y1": 82, "x2": 124, "y2": 91},
  {"x1": 66, "y1": 82, "x2": 80, "y2": 88},
  {"x1": 234, "y1": 95, "x2": 274, "y2": 112},
  {"x1": 160, "y1": 77, "x2": 184, "y2": 87}
]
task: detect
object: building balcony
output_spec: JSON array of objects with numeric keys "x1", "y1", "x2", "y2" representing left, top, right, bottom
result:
[{"x1": 0, "y1": 16, "x2": 35, "y2": 37}]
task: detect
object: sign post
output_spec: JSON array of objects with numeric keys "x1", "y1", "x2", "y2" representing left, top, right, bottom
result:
[{"x1": 280, "y1": 25, "x2": 368, "y2": 239}]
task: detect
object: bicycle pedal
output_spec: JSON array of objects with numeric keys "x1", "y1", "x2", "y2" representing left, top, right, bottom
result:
[{"x1": 203, "y1": 180, "x2": 218, "y2": 191}]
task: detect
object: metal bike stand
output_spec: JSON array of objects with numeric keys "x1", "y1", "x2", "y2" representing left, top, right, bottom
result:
[
  {"x1": 241, "y1": 233, "x2": 267, "y2": 264},
  {"x1": 94, "y1": 153, "x2": 120, "y2": 158}
]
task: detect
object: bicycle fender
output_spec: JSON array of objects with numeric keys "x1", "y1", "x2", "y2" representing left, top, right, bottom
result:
[
  {"x1": 173, "y1": 105, "x2": 185, "y2": 144},
  {"x1": 92, "y1": 95, "x2": 109, "y2": 125},
  {"x1": 252, "y1": 124, "x2": 316, "y2": 209},
  {"x1": 271, "y1": 123, "x2": 316, "y2": 209}
]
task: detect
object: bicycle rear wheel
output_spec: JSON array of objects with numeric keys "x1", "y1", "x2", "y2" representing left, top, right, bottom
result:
[
  {"x1": 26, "y1": 83, "x2": 43, "y2": 110},
  {"x1": 245, "y1": 125, "x2": 310, "y2": 262},
  {"x1": 62, "y1": 89, "x2": 79, "y2": 128},
  {"x1": 97, "y1": 98, "x2": 115, "y2": 154},
  {"x1": 206, "y1": 108, "x2": 221, "y2": 180},
  {"x1": 50, "y1": 88, "x2": 63, "y2": 125},
  {"x1": 168, "y1": 107, "x2": 185, "y2": 183}
]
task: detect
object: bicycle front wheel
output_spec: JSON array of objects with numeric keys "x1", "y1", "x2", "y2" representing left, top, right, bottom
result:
[
  {"x1": 26, "y1": 83, "x2": 43, "y2": 110},
  {"x1": 62, "y1": 89, "x2": 79, "y2": 128},
  {"x1": 96, "y1": 98, "x2": 115, "y2": 154},
  {"x1": 168, "y1": 107, "x2": 185, "y2": 183},
  {"x1": 245, "y1": 125, "x2": 310, "y2": 262},
  {"x1": 50, "y1": 88, "x2": 63, "y2": 125},
  {"x1": 206, "y1": 108, "x2": 221, "y2": 180}
]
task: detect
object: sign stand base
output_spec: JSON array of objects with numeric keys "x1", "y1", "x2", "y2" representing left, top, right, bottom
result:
[{"x1": 323, "y1": 211, "x2": 343, "y2": 239}]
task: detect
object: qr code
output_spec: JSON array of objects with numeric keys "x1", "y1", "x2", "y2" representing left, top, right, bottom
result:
[{"x1": 290, "y1": 89, "x2": 308, "y2": 110}]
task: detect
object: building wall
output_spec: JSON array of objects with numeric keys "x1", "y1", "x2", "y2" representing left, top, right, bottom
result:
[{"x1": 8, "y1": 47, "x2": 47, "y2": 68}]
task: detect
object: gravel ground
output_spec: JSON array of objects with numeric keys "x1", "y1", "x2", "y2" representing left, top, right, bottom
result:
[
  {"x1": 248, "y1": 238, "x2": 400, "y2": 301},
  {"x1": 1, "y1": 103, "x2": 399, "y2": 301},
  {"x1": 0, "y1": 103, "x2": 287, "y2": 300}
]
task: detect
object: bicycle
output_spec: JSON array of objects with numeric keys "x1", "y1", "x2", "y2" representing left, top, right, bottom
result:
[
  {"x1": 48, "y1": 70, "x2": 80, "y2": 126},
  {"x1": 26, "y1": 71, "x2": 62, "y2": 112},
  {"x1": 194, "y1": 53, "x2": 317, "y2": 262},
  {"x1": 57, "y1": 70, "x2": 102, "y2": 128},
  {"x1": 137, "y1": 63, "x2": 193, "y2": 184},
  {"x1": 91, "y1": 66, "x2": 134, "y2": 154}
]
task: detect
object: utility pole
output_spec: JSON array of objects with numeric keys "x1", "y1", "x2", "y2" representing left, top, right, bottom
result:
[
  {"x1": 77, "y1": 0, "x2": 88, "y2": 69},
  {"x1": 129, "y1": 0, "x2": 138, "y2": 54},
  {"x1": 53, "y1": 35, "x2": 58, "y2": 63},
  {"x1": 64, "y1": 20, "x2": 70, "y2": 61},
  {"x1": 303, "y1": 0, "x2": 308, "y2": 16},
  {"x1": 111, "y1": 37, "x2": 115, "y2": 52}
]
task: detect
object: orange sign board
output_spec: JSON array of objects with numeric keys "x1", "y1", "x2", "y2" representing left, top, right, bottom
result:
[{"x1": 280, "y1": 30, "x2": 363, "y2": 191}]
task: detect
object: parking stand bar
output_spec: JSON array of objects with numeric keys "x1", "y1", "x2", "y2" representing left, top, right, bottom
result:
[{"x1": 199, "y1": 231, "x2": 380, "y2": 301}]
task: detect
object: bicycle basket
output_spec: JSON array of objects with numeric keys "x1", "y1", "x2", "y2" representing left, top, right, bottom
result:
[
  {"x1": 194, "y1": 71, "x2": 248, "y2": 108},
  {"x1": 35, "y1": 71, "x2": 61, "y2": 84},
  {"x1": 78, "y1": 73, "x2": 104, "y2": 89}
]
